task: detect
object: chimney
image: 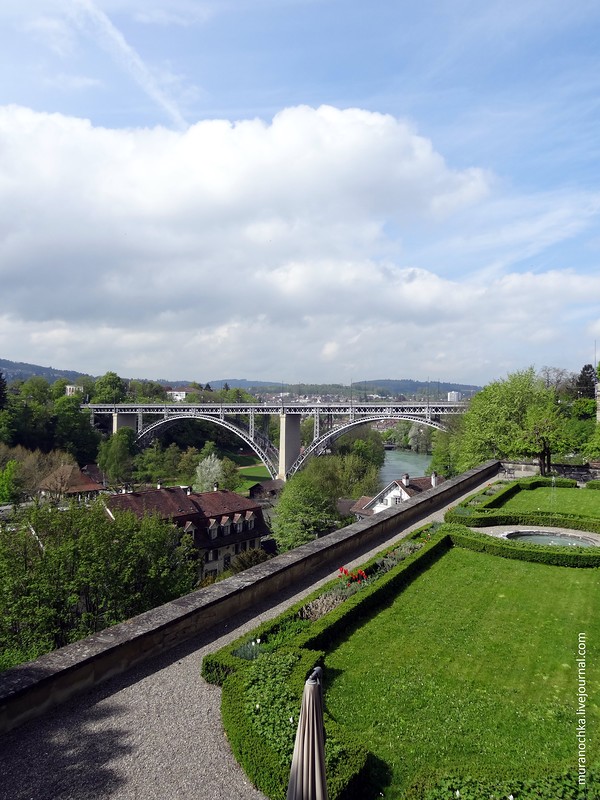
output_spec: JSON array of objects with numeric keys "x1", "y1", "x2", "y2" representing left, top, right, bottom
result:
[
  {"x1": 431, "y1": 471, "x2": 438, "y2": 488},
  {"x1": 213, "y1": 481, "x2": 219, "y2": 492},
  {"x1": 401, "y1": 473, "x2": 410, "y2": 487},
  {"x1": 157, "y1": 481, "x2": 162, "y2": 490},
  {"x1": 186, "y1": 486, "x2": 192, "y2": 496}
]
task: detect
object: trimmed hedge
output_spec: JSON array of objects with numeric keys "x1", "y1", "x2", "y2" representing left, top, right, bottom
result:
[
  {"x1": 587, "y1": 480, "x2": 600, "y2": 490},
  {"x1": 406, "y1": 764, "x2": 598, "y2": 800},
  {"x1": 446, "y1": 525, "x2": 600, "y2": 567},
  {"x1": 202, "y1": 530, "x2": 451, "y2": 799},
  {"x1": 202, "y1": 518, "x2": 599, "y2": 798},
  {"x1": 444, "y1": 477, "x2": 600, "y2": 534},
  {"x1": 292, "y1": 535, "x2": 452, "y2": 654}
]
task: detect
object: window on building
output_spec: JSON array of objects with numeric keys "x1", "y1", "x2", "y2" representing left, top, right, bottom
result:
[{"x1": 223, "y1": 554, "x2": 231, "y2": 569}]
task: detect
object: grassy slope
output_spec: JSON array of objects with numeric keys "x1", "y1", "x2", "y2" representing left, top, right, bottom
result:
[
  {"x1": 236, "y1": 463, "x2": 271, "y2": 495},
  {"x1": 324, "y1": 546, "x2": 600, "y2": 796}
]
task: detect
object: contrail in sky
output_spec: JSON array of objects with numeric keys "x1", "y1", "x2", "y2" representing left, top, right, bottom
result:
[{"x1": 70, "y1": 0, "x2": 188, "y2": 130}]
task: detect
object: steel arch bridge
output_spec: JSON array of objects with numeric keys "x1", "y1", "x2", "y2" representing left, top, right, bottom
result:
[{"x1": 86, "y1": 401, "x2": 466, "y2": 480}]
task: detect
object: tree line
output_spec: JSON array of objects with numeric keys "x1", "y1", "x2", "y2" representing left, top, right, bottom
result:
[{"x1": 429, "y1": 364, "x2": 599, "y2": 477}]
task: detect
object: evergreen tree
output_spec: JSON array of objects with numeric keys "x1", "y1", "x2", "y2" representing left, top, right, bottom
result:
[
  {"x1": 576, "y1": 364, "x2": 597, "y2": 399},
  {"x1": 0, "y1": 371, "x2": 7, "y2": 410}
]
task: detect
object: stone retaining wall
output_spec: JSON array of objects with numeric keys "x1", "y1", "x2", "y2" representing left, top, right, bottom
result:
[{"x1": 0, "y1": 460, "x2": 500, "y2": 733}]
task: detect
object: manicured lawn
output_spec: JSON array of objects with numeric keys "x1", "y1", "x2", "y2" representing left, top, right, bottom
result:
[
  {"x1": 498, "y1": 486, "x2": 600, "y2": 517},
  {"x1": 237, "y1": 463, "x2": 271, "y2": 495},
  {"x1": 324, "y1": 547, "x2": 600, "y2": 797}
]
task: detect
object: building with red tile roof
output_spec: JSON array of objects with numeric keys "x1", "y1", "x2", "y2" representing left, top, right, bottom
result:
[
  {"x1": 105, "y1": 486, "x2": 270, "y2": 578},
  {"x1": 38, "y1": 465, "x2": 104, "y2": 501}
]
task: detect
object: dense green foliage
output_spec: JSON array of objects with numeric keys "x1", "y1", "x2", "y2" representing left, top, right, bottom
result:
[
  {"x1": 430, "y1": 366, "x2": 599, "y2": 476},
  {"x1": 271, "y1": 470, "x2": 338, "y2": 551},
  {"x1": 272, "y1": 428, "x2": 385, "y2": 552},
  {"x1": 0, "y1": 502, "x2": 197, "y2": 671},
  {"x1": 0, "y1": 459, "x2": 19, "y2": 504}
]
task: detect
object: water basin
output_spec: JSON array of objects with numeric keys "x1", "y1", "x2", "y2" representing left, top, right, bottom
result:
[{"x1": 505, "y1": 531, "x2": 599, "y2": 548}]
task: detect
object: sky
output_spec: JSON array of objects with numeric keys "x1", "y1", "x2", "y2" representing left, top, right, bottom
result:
[{"x1": 1, "y1": 0, "x2": 600, "y2": 386}]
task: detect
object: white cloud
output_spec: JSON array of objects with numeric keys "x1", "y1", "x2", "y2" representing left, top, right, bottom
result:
[
  {"x1": 0, "y1": 103, "x2": 597, "y2": 383},
  {"x1": 43, "y1": 72, "x2": 103, "y2": 91}
]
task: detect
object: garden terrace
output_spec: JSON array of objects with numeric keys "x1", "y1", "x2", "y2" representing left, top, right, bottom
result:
[{"x1": 203, "y1": 490, "x2": 600, "y2": 798}]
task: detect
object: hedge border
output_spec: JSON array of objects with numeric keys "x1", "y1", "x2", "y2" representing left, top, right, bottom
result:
[
  {"x1": 445, "y1": 477, "x2": 600, "y2": 534},
  {"x1": 202, "y1": 520, "x2": 600, "y2": 799}
]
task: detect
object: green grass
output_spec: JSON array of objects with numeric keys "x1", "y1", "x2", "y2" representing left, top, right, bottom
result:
[
  {"x1": 499, "y1": 487, "x2": 600, "y2": 517},
  {"x1": 323, "y1": 546, "x2": 600, "y2": 797},
  {"x1": 237, "y1": 463, "x2": 272, "y2": 495}
]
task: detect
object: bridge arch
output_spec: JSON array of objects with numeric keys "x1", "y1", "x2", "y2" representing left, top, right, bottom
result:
[
  {"x1": 288, "y1": 414, "x2": 445, "y2": 477},
  {"x1": 136, "y1": 414, "x2": 278, "y2": 479}
]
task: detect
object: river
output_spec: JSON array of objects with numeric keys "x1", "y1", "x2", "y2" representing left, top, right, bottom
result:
[{"x1": 379, "y1": 448, "x2": 432, "y2": 486}]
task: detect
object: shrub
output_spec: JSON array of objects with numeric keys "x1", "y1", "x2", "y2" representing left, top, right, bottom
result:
[
  {"x1": 586, "y1": 480, "x2": 600, "y2": 490},
  {"x1": 446, "y1": 526, "x2": 600, "y2": 568}
]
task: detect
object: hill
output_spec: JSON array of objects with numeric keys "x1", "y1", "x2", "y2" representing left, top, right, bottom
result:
[
  {"x1": 0, "y1": 359, "x2": 480, "y2": 397},
  {"x1": 0, "y1": 358, "x2": 91, "y2": 384}
]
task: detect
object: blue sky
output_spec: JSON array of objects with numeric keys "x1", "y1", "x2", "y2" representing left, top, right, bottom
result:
[{"x1": 0, "y1": 0, "x2": 599, "y2": 385}]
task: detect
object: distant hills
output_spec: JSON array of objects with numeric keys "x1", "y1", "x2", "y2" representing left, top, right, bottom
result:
[
  {"x1": 0, "y1": 359, "x2": 480, "y2": 397},
  {"x1": 0, "y1": 358, "x2": 92, "y2": 384}
]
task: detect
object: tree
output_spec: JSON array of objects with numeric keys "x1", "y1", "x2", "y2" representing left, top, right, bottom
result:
[
  {"x1": 53, "y1": 396, "x2": 100, "y2": 465},
  {"x1": 272, "y1": 472, "x2": 337, "y2": 552},
  {"x1": 301, "y1": 453, "x2": 379, "y2": 503},
  {"x1": 0, "y1": 501, "x2": 197, "y2": 670},
  {"x1": 198, "y1": 441, "x2": 217, "y2": 461},
  {"x1": 333, "y1": 426, "x2": 385, "y2": 467},
  {"x1": 178, "y1": 446, "x2": 201, "y2": 483},
  {"x1": 220, "y1": 456, "x2": 241, "y2": 491},
  {"x1": 193, "y1": 453, "x2": 223, "y2": 492},
  {"x1": 97, "y1": 428, "x2": 137, "y2": 484},
  {"x1": 428, "y1": 416, "x2": 464, "y2": 477},
  {"x1": 91, "y1": 372, "x2": 127, "y2": 404},
  {"x1": 230, "y1": 547, "x2": 270, "y2": 573},
  {"x1": 575, "y1": 364, "x2": 597, "y2": 399},
  {"x1": 20, "y1": 376, "x2": 51, "y2": 406},
  {"x1": 50, "y1": 378, "x2": 70, "y2": 401},
  {"x1": 455, "y1": 368, "x2": 568, "y2": 475},
  {"x1": 0, "y1": 371, "x2": 7, "y2": 410},
  {"x1": 0, "y1": 459, "x2": 19, "y2": 504}
]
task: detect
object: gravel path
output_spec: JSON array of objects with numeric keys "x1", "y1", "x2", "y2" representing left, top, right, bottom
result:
[{"x1": 0, "y1": 479, "x2": 494, "y2": 800}]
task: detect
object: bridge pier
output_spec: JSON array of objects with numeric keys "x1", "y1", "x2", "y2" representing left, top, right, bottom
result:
[
  {"x1": 277, "y1": 414, "x2": 301, "y2": 480},
  {"x1": 112, "y1": 412, "x2": 139, "y2": 435}
]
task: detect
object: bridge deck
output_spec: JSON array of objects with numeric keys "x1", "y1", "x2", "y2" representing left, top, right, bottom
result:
[{"x1": 0, "y1": 476, "x2": 487, "y2": 800}]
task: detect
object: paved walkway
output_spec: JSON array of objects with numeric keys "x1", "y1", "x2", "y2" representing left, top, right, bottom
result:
[{"x1": 0, "y1": 478, "x2": 496, "y2": 800}]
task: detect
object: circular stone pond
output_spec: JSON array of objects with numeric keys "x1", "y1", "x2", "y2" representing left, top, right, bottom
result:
[{"x1": 505, "y1": 531, "x2": 600, "y2": 547}]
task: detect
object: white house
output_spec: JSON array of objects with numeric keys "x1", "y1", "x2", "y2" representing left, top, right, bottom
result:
[{"x1": 351, "y1": 472, "x2": 444, "y2": 519}]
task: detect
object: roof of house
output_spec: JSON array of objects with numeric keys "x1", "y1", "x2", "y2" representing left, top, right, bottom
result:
[
  {"x1": 357, "y1": 473, "x2": 446, "y2": 513},
  {"x1": 39, "y1": 465, "x2": 104, "y2": 495},
  {"x1": 349, "y1": 496, "x2": 374, "y2": 516},
  {"x1": 248, "y1": 479, "x2": 284, "y2": 496},
  {"x1": 106, "y1": 487, "x2": 261, "y2": 522}
]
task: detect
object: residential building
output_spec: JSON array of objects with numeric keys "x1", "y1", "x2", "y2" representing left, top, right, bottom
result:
[
  {"x1": 351, "y1": 472, "x2": 444, "y2": 519},
  {"x1": 38, "y1": 464, "x2": 104, "y2": 502},
  {"x1": 165, "y1": 388, "x2": 195, "y2": 402},
  {"x1": 105, "y1": 486, "x2": 270, "y2": 579}
]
